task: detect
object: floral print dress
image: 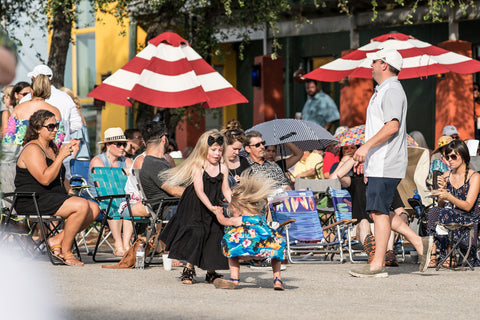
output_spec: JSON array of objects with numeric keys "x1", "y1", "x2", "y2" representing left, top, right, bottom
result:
[
  {"x1": 427, "y1": 172, "x2": 480, "y2": 266},
  {"x1": 2, "y1": 116, "x2": 65, "y2": 148},
  {"x1": 221, "y1": 215, "x2": 286, "y2": 261}
]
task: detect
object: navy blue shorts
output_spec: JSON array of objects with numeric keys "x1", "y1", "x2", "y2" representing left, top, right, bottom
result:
[{"x1": 366, "y1": 177, "x2": 401, "y2": 215}]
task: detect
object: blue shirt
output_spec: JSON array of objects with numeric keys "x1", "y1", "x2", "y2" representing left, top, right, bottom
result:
[{"x1": 302, "y1": 91, "x2": 340, "y2": 127}]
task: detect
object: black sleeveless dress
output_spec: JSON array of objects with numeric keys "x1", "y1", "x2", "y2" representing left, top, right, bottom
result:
[
  {"x1": 160, "y1": 164, "x2": 229, "y2": 270},
  {"x1": 15, "y1": 153, "x2": 70, "y2": 216}
]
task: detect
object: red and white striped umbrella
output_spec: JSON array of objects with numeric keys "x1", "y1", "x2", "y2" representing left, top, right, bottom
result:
[
  {"x1": 88, "y1": 32, "x2": 247, "y2": 108},
  {"x1": 304, "y1": 32, "x2": 480, "y2": 82}
]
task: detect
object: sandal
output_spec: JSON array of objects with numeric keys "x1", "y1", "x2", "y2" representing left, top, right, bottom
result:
[
  {"x1": 61, "y1": 252, "x2": 84, "y2": 266},
  {"x1": 363, "y1": 234, "x2": 376, "y2": 263},
  {"x1": 273, "y1": 277, "x2": 284, "y2": 291},
  {"x1": 385, "y1": 250, "x2": 399, "y2": 267},
  {"x1": 428, "y1": 254, "x2": 438, "y2": 268},
  {"x1": 442, "y1": 256, "x2": 457, "y2": 268},
  {"x1": 113, "y1": 248, "x2": 125, "y2": 257},
  {"x1": 205, "y1": 271, "x2": 224, "y2": 284},
  {"x1": 213, "y1": 278, "x2": 239, "y2": 289},
  {"x1": 180, "y1": 267, "x2": 196, "y2": 284}
]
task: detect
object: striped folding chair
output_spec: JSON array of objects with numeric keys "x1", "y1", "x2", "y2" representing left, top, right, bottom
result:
[{"x1": 90, "y1": 166, "x2": 149, "y2": 262}]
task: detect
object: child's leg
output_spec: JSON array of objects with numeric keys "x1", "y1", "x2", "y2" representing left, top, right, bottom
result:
[
  {"x1": 229, "y1": 257, "x2": 240, "y2": 284},
  {"x1": 212, "y1": 257, "x2": 239, "y2": 289},
  {"x1": 272, "y1": 259, "x2": 284, "y2": 290},
  {"x1": 271, "y1": 259, "x2": 282, "y2": 280}
]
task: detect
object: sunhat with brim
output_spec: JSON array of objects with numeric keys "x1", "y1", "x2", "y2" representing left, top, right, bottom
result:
[
  {"x1": 433, "y1": 135, "x2": 453, "y2": 154},
  {"x1": 98, "y1": 127, "x2": 128, "y2": 144}
]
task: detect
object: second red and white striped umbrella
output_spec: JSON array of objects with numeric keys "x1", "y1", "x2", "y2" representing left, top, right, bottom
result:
[{"x1": 304, "y1": 32, "x2": 480, "y2": 82}]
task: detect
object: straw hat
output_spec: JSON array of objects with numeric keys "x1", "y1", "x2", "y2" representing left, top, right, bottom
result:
[
  {"x1": 433, "y1": 135, "x2": 453, "y2": 154},
  {"x1": 98, "y1": 127, "x2": 128, "y2": 144}
]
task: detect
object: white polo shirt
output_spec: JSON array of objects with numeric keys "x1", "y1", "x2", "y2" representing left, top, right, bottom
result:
[{"x1": 364, "y1": 76, "x2": 407, "y2": 179}]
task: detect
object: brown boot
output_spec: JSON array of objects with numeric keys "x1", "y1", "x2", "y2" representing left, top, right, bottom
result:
[{"x1": 363, "y1": 234, "x2": 376, "y2": 263}]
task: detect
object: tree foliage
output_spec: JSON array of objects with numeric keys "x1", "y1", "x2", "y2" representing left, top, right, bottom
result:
[{"x1": 1, "y1": 0, "x2": 476, "y2": 87}]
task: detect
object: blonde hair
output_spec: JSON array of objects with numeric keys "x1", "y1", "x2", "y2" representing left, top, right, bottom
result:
[
  {"x1": 162, "y1": 129, "x2": 226, "y2": 186},
  {"x1": 2, "y1": 85, "x2": 13, "y2": 105},
  {"x1": 32, "y1": 74, "x2": 51, "y2": 99},
  {"x1": 2, "y1": 85, "x2": 13, "y2": 97},
  {"x1": 60, "y1": 87, "x2": 81, "y2": 111},
  {"x1": 228, "y1": 170, "x2": 277, "y2": 216}
]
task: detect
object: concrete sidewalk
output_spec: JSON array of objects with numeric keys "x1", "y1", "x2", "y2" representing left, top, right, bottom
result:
[{"x1": 29, "y1": 254, "x2": 478, "y2": 320}]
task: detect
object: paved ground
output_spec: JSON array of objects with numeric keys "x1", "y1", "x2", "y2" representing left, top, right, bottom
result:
[{"x1": 6, "y1": 250, "x2": 478, "y2": 320}]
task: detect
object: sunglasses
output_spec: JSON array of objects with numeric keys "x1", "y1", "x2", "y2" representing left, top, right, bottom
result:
[
  {"x1": 229, "y1": 129, "x2": 244, "y2": 136},
  {"x1": 42, "y1": 123, "x2": 60, "y2": 132},
  {"x1": 18, "y1": 91, "x2": 29, "y2": 97},
  {"x1": 110, "y1": 142, "x2": 127, "y2": 148},
  {"x1": 444, "y1": 153, "x2": 458, "y2": 161},
  {"x1": 249, "y1": 140, "x2": 266, "y2": 148}
]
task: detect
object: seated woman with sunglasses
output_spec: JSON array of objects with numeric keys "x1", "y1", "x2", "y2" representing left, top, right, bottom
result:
[
  {"x1": 15, "y1": 110, "x2": 99, "y2": 266},
  {"x1": 90, "y1": 127, "x2": 133, "y2": 256},
  {"x1": 426, "y1": 140, "x2": 480, "y2": 268},
  {"x1": 2, "y1": 75, "x2": 65, "y2": 162}
]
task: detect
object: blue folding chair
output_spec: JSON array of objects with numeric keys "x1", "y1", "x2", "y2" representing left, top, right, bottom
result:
[
  {"x1": 69, "y1": 159, "x2": 94, "y2": 198},
  {"x1": 91, "y1": 167, "x2": 149, "y2": 262},
  {"x1": 272, "y1": 190, "x2": 349, "y2": 263},
  {"x1": 328, "y1": 187, "x2": 364, "y2": 263}
]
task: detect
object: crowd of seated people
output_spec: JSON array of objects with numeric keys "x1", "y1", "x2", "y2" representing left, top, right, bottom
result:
[{"x1": 4, "y1": 102, "x2": 480, "y2": 272}]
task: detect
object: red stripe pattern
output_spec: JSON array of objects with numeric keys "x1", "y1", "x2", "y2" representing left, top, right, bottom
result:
[
  {"x1": 304, "y1": 33, "x2": 480, "y2": 82},
  {"x1": 88, "y1": 32, "x2": 247, "y2": 108}
]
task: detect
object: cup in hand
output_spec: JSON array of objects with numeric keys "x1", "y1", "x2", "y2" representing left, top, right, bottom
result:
[{"x1": 162, "y1": 254, "x2": 172, "y2": 271}]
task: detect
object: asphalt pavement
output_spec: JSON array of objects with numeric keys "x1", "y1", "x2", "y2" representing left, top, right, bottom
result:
[{"x1": 9, "y1": 251, "x2": 478, "y2": 320}]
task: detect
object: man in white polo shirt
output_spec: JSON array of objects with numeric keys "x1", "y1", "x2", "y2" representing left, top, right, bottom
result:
[
  {"x1": 21, "y1": 65, "x2": 82, "y2": 142},
  {"x1": 349, "y1": 48, "x2": 433, "y2": 278}
]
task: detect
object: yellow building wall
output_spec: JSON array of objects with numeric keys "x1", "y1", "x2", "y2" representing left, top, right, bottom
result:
[
  {"x1": 95, "y1": 9, "x2": 129, "y2": 138},
  {"x1": 212, "y1": 44, "x2": 238, "y2": 126}
]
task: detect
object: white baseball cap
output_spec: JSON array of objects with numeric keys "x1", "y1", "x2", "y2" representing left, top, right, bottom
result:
[
  {"x1": 366, "y1": 48, "x2": 403, "y2": 71},
  {"x1": 27, "y1": 64, "x2": 53, "y2": 80}
]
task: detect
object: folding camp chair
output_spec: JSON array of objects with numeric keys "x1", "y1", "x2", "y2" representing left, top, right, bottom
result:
[
  {"x1": 69, "y1": 158, "x2": 94, "y2": 198},
  {"x1": 328, "y1": 187, "x2": 366, "y2": 263},
  {"x1": 272, "y1": 189, "x2": 352, "y2": 263},
  {"x1": 132, "y1": 169, "x2": 180, "y2": 264},
  {"x1": 90, "y1": 166, "x2": 149, "y2": 262},
  {"x1": 69, "y1": 158, "x2": 108, "y2": 254},
  {"x1": 1, "y1": 163, "x2": 80, "y2": 265}
]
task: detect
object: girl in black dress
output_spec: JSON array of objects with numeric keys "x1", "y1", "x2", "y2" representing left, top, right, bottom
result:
[
  {"x1": 160, "y1": 129, "x2": 232, "y2": 284},
  {"x1": 15, "y1": 110, "x2": 100, "y2": 266}
]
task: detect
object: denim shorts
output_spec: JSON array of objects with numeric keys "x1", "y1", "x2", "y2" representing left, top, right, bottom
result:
[{"x1": 366, "y1": 177, "x2": 401, "y2": 215}]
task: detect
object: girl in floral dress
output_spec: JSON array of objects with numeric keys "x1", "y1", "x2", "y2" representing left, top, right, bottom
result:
[
  {"x1": 427, "y1": 140, "x2": 480, "y2": 267},
  {"x1": 212, "y1": 172, "x2": 287, "y2": 290}
]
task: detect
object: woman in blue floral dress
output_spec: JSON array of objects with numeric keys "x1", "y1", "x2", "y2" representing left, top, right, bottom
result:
[
  {"x1": 427, "y1": 140, "x2": 480, "y2": 267},
  {"x1": 212, "y1": 172, "x2": 286, "y2": 290}
]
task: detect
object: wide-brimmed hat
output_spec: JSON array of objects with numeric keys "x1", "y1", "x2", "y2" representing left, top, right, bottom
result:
[
  {"x1": 98, "y1": 127, "x2": 128, "y2": 144},
  {"x1": 433, "y1": 135, "x2": 453, "y2": 154}
]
